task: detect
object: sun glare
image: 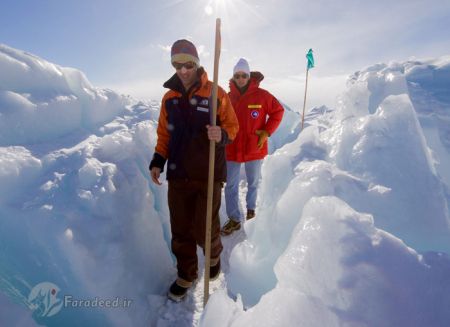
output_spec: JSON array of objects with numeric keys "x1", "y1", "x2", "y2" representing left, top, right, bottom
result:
[
  {"x1": 204, "y1": 0, "x2": 235, "y2": 17},
  {"x1": 203, "y1": 0, "x2": 262, "y2": 22},
  {"x1": 201, "y1": 0, "x2": 264, "y2": 54},
  {"x1": 205, "y1": 5, "x2": 214, "y2": 16}
]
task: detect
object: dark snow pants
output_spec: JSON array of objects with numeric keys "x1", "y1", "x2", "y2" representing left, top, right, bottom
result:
[{"x1": 168, "y1": 180, "x2": 223, "y2": 283}]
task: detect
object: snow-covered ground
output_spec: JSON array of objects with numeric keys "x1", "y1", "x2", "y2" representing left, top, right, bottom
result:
[{"x1": 1, "y1": 44, "x2": 450, "y2": 326}]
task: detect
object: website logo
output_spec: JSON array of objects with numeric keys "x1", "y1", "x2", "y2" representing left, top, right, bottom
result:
[
  {"x1": 28, "y1": 282, "x2": 63, "y2": 318},
  {"x1": 27, "y1": 281, "x2": 133, "y2": 319}
]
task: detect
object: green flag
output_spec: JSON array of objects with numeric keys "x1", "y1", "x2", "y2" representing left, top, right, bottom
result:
[{"x1": 306, "y1": 49, "x2": 314, "y2": 69}]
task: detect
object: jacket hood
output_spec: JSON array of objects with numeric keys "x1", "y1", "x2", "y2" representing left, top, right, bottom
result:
[
  {"x1": 229, "y1": 71, "x2": 264, "y2": 95},
  {"x1": 249, "y1": 71, "x2": 264, "y2": 83}
]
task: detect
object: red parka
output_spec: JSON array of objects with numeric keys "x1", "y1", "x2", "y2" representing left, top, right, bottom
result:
[{"x1": 226, "y1": 72, "x2": 284, "y2": 162}]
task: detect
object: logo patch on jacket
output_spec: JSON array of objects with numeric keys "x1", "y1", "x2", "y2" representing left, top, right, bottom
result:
[
  {"x1": 200, "y1": 99, "x2": 209, "y2": 106},
  {"x1": 248, "y1": 104, "x2": 262, "y2": 109},
  {"x1": 197, "y1": 107, "x2": 209, "y2": 113},
  {"x1": 251, "y1": 110, "x2": 260, "y2": 118}
]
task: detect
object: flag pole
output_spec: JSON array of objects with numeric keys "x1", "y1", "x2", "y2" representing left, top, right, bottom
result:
[
  {"x1": 204, "y1": 17, "x2": 221, "y2": 307},
  {"x1": 301, "y1": 49, "x2": 314, "y2": 130},
  {"x1": 301, "y1": 67, "x2": 309, "y2": 130}
]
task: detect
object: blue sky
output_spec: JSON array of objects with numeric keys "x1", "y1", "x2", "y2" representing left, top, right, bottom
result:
[{"x1": 1, "y1": 0, "x2": 450, "y2": 110}]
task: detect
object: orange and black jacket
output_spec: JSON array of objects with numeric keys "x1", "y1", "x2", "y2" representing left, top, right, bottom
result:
[{"x1": 150, "y1": 67, "x2": 239, "y2": 181}]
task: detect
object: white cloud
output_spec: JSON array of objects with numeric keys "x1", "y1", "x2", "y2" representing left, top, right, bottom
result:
[{"x1": 158, "y1": 44, "x2": 171, "y2": 53}]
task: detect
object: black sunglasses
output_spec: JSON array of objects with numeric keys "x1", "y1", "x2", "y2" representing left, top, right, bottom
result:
[
  {"x1": 173, "y1": 62, "x2": 196, "y2": 70},
  {"x1": 234, "y1": 73, "x2": 249, "y2": 79}
]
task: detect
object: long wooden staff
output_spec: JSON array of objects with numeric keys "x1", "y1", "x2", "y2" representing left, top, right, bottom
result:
[{"x1": 204, "y1": 17, "x2": 221, "y2": 307}]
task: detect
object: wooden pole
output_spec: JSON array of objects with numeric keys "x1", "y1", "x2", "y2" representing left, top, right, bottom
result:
[
  {"x1": 204, "y1": 17, "x2": 221, "y2": 307},
  {"x1": 301, "y1": 68, "x2": 310, "y2": 130}
]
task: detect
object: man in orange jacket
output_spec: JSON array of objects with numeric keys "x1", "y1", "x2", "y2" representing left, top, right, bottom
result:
[
  {"x1": 149, "y1": 39, "x2": 239, "y2": 301},
  {"x1": 221, "y1": 58, "x2": 284, "y2": 235}
]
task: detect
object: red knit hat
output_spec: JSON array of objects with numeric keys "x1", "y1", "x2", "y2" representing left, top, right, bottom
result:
[{"x1": 171, "y1": 39, "x2": 200, "y2": 66}]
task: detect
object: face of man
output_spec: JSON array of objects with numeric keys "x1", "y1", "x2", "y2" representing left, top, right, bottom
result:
[
  {"x1": 233, "y1": 71, "x2": 250, "y2": 89},
  {"x1": 173, "y1": 61, "x2": 198, "y2": 90}
]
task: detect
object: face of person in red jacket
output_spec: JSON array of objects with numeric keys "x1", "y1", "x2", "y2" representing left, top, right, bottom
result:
[
  {"x1": 233, "y1": 71, "x2": 250, "y2": 90},
  {"x1": 173, "y1": 61, "x2": 198, "y2": 90}
]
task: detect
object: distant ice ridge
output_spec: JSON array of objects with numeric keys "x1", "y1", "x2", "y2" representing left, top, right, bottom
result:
[
  {"x1": 203, "y1": 56, "x2": 450, "y2": 326},
  {"x1": 0, "y1": 44, "x2": 129, "y2": 145}
]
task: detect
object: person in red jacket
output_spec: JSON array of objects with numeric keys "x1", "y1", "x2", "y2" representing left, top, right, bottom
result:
[{"x1": 221, "y1": 58, "x2": 284, "y2": 235}]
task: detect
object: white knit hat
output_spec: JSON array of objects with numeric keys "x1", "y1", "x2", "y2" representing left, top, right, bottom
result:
[{"x1": 233, "y1": 58, "x2": 250, "y2": 75}]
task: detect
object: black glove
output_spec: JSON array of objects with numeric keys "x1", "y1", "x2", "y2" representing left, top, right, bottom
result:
[{"x1": 149, "y1": 152, "x2": 166, "y2": 172}]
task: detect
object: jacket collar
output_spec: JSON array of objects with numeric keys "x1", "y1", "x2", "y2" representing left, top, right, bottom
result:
[{"x1": 163, "y1": 67, "x2": 208, "y2": 95}]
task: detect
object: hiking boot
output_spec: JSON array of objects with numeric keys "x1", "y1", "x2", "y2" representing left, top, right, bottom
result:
[
  {"x1": 221, "y1": 218, "x2": 241, "y2": 236},
  {"x1": 246, "y1": 209, "x2": 256, "y2": 220},
  {"x1": 167, "y1": 279, "x2": 193, "y2": 302},
  {"x1": 210, "y1": 259, "x2": 221, "y2": 281}
]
